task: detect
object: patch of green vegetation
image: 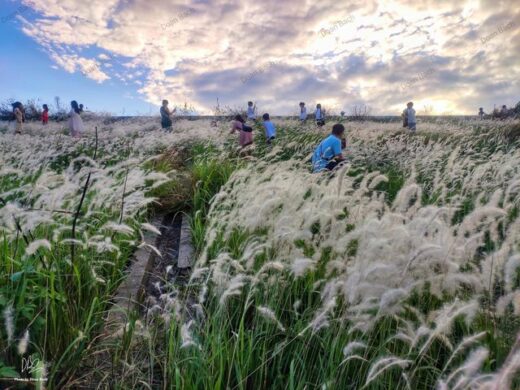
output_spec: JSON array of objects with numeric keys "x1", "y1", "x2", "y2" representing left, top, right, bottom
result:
[
  {"x1": 346, "y1": 239, "x2": 359, "y2": 257},
  {"x1": 451, "y1": 198, "x2": 475, "y2": 225}
]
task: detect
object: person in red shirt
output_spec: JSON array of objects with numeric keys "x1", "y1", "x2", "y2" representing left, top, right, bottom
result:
[{"x1": 42, "y1": 104, "x2": 49, "y2": 125}]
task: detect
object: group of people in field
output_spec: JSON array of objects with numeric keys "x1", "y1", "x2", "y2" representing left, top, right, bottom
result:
[
  {"x1": 479, "y1": 105, "x2": 513, "y2": 120},
  {"x1": 10, "y1": 100, "x2": 85, "y2": 137}
]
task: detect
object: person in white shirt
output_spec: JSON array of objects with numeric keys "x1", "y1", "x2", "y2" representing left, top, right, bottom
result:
[
  {"x1": 315, "y1": 103, "x2": 325, "y2": 127},
  {"x1": 299, "y1": 102, "x2": 307, "y2": 122},
  {"x1": 403, "y1": 102, "x2": 416, "y2": 132},
  {"x1": 247, "y1": 101, "x2": 256, "y2": 121}
]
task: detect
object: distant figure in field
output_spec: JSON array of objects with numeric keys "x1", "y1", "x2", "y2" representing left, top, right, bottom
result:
[
  {"x1": 402, "y1": 102, "x2": 416, "y2": 132},
  {"x1": 247, "y1": 101, "x2": 257, "y2": 121},
  {"x1": 12, "y1": 102, "x2": 25, "y2": 134},
  {"x1": 160, "y1": 100, "x2": 176, "y2": 130},
  {"x1": 299, "y1": 102, "x2": 307, "y2": 122},
  {"x1": 315, "y1": 103, "x2": 325, "y2": 127},
  {"x1": 42, "y1": 104, "x2": 49, "y2": 125},
  {"x1": 312, "y1": 123, "x2": 346, "y2": 172},
  {"x1": 230, "y1": 114, "x2": 253, "y2": 147},
  {"x1": 500, "y1": 105, "x2": 508, "y2": 119},
  {"x1": 478, "y1": 107, "x2": 485, "y2": 120},
  {"x1": 79, "y1": 104, "x2": 84, "y2": 114},
  {"x1": 69, "y1": 100, "x2": 84, "y2": 138},
  {"x1": 262, "y1": 113, "x2": 276, "y2": 144}
]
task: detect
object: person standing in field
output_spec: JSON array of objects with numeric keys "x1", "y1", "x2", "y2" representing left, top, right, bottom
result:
[
  {"x1": 247, "y1": 101, "x2": 257, "y2": 122},
  {"x1": 12, "y1": 102, "x2": 25, "y2": 134},
  {"x1": 315, "y1": 103, "x2": 325, "y2": 127},
  {"x1": 478, "y1": 107, "x2": 485, "y2": 120},
  {"x1": 311, "y1": 123, "x2": 346, "y2": 172},
  {"x1": 69, "y1": 100, "x2": 84, "y2": 138},
  {"x1": 403, "y1": 102, "x2": 416, "y2": 132},
  {"x1": 42, "y1": 104, "x2": 49, "y2": 125},
  {"x1": 230, "y1": 114, "x2": 253, "y2": 148},
  {"x1": 262, "y1": 113, "x2": 276, "y2": 144},
  {"x1": 500, "y1": 105, "x2": 508, "y2": 120},
  {"x1": 160, "y1": 100, "x2": 176, "y2": 131},
  {"x1": 299, "y1": 102, "x2": 307, "y2": 122},
  {"x1": 79, "y1": 104, "x2": 85, "y2": 114}
]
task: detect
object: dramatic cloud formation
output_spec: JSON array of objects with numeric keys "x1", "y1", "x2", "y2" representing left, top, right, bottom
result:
[{"x1": 13, "y1": 0, "x2": 520, "y2": 114}]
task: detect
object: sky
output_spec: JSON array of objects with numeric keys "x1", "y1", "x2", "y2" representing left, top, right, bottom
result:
[{"x1": 0, "y1": 0, "x2": 519, "y2": 116}]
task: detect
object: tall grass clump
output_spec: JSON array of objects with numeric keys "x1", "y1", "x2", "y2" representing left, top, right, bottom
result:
[{"x1": 151, "y1": 119, "x2": 520, "y2": 389}]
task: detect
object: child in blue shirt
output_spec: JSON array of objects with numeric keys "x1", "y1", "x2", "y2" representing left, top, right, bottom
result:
[
  {"x1": 312, "y1": 124, "x2": 345, "y2": 172},
  {"x1": 262, "y1": 113, "x2": 276, "y2": 144}
]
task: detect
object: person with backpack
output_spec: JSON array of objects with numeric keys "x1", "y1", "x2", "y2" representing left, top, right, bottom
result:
[
  {"x1": 69, "y1": 100, "x2": 84, "y2": 138},
  {"x1": 12, "y1": 102, "x2": 25, "y2": 134},
  {"x1": 230, "y1": 114, "x2": 253, "y2": 147},
  {"x1": 160, "y1": 99, "x2": 176, "y2": 130},
  {"x1": 42, "y1": 104, "x2": 49, "y2": 125},
  {"x1": 311, "y1": 123, "x2": 346, "y2": 172},
  {"x1": 262, "y1": 113, "x2": 276, "y2": 144},
  {"x1": 315, "y1": 103, "x2": 325, "y2": 126}
]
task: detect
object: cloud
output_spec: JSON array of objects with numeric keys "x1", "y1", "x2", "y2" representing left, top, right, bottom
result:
[{"x1": 16, "y1": 0, "x2": 520, "y2": 114}]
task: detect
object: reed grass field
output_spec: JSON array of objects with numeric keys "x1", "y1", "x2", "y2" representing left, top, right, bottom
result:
[{"x1": 1, "y1": 117, "x2": 520, "y2": 389}]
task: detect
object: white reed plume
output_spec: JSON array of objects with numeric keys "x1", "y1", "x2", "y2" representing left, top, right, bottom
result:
[
  {"x1": 3, "y1": 306, "x2": 14, "y2": 343},
  {"x1": 17, "y1": 329, "x2": 30, "y2": 355},
  {"x1": 180, "y1": 320, "x2": 199, "y2": 349},
  {"x1": 364, "y1": 356, "x2": 412, "y2": 387},
  {"x1": 256, "y1": 306, "x2": 285, "y2": 332},
  {"x1": 25, "y1": 239, "x2": 52, "y2": 256},
  {"x1": 141, "y1": 222, "x2": 162, "y2": 235}
]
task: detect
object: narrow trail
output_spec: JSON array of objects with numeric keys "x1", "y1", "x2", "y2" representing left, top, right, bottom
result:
[
  {"x1": 71, "y1": 211, "x2": 197, "y2": 389},
  {"x1": 143, "y1": 212, "x2": 198, "y2": 323}
]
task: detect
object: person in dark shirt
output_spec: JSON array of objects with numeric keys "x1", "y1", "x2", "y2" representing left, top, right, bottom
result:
[{"x1": 160, "y1": 100, "x2": 176, "y2": 130}]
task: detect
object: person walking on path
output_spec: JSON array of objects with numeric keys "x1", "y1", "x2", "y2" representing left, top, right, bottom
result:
[
  {"x1": 311, "y1": 123, "x2": 346, "y2": 172},
  {"x1": 69, "y1": 100, "x2": 84, "y2": 138},
  {"x1": 315, "y1": 103, "x2": 325, "y2": 127},
  {"x1": 403, "y1": 102, "x2": 416, "y2": 132},
  {"x1": 42, "y1": 104, "x2": 49, "y2": 125},
  {"x1": 160, "y1": 100, "x2": 176, "y2": 130},
  {"x1": 230, "y1": 114, "x2": 253, "y2": 148},
  {"x1": 12, "y1": 102, "x2": 25, "y2": 134}
]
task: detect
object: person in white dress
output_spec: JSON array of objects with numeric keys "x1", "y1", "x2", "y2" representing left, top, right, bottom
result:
[{"x1": 69, "y1": 100, "x2": 84, "y2": 138}]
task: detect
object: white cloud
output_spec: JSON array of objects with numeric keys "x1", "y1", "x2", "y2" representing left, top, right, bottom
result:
[{"x1": 17, "y1": 0, "x2": 520, "y2": 114}]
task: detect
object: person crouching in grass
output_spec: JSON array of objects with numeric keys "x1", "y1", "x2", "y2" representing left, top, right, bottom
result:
[
  {"x1": 311, "y1": 123, "x2": 346, "y2": 172},
  {"x1": 262, "y1": 113, "x2": 276, "y2": 144},
  {"x1": 230, "y1": 114, "x2": 253, "y2": 148}
]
